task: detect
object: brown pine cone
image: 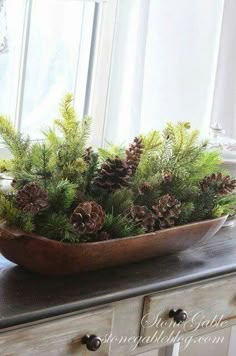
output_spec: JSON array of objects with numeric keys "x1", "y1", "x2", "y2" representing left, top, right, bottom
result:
[
  {"x1": 130, "y1": 205, "x2": 156, "y2": 232},
  {"x1": 83, "y1": 146, "x2": 93, "y2": 163},
  {"x1": 201, "y1": 173, "x2": 236, "y2": 195},
  {"x1": 70, "y1": 201, "x2": 105, "y2": 234},
  {"x1": 126, "y1": 137, "x2": 144, "y2": 175},
  {"x1": 152, "y1": 194, "x2": 181, "y2": 229},
  {"x1": 138, "y1": 182, "x2": 152, "y2": 195},
  {"x1": 162, "y1": 170, "x2": 173, "y2": 184},
  {"x1": 16, "y1": 182, "x2": 48, "y2": 215},
  {"x1": 94, "y1": 157, "x2": 132, "y2": 191}
]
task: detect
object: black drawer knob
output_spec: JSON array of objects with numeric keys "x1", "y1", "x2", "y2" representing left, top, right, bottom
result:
[
  {"x1": 169, "y1": 309, "x2": 188, "y2": 324},
  {"x1": 82, "y1": 334, "x2": 102, "y2": 351}
]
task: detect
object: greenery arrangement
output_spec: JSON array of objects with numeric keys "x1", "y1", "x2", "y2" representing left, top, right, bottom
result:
[{"x1": 0, "y1": 93, "x2": 236, "y2": 243}]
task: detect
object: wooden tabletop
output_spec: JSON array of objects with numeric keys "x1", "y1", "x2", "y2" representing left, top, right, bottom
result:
[{"x1": 0, "y1": 225, "x2": 236, "y2": 330}]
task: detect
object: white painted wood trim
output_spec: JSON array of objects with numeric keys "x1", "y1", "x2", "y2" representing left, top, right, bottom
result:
[
  {"x1": 14, "y1": 0, "x2": 32, "y2": 131},
  {"x1": 83, "y1": 2, "x2": 102, "y2": 116},
  {"x1": 227, "y1": 326, "x2": 236, "y2": 356},
  {"x1": 89, "y1": 0, "x2": 118, "y2": 148},
  {"x1": 158, "y1": 343, "x2": 180, "y2": 356}
]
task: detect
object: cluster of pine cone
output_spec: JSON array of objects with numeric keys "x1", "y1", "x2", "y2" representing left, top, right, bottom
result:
[
  {"x1": 69, "y1": 193, "x2": 181, "y2": 236},
  {"x1": 94, "y1": 137, "x2": 144, "y2": 191},
  {"x1": 130, "y1": 194, "x2": 181, "y2": 232},
  {"x1": 201, "y1": 173, "x2": 236, "y2": 195},
  {"x1": 14, "y1": 135, "x2": 236, "y2": 241},
  {"x1": 16, "y1": 183, "x2": 107, "y2": 237}
]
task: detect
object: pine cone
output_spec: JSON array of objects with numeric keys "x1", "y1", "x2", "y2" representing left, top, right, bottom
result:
[
  {"x1": 126, "y1": 137, "x2": 144, "y2": 175},
  {"x1": 16, "y1": 182, "x2": 48, "y2": 215},
  {"x1": 138, "y1": 182, "x2": 152, "y2": 195},
  {"x1": 70, "y1": 201, "x2": 105, "y2": 234},
  {"x1": 130, "y1": 205, "x2": 156, "y2": 232},
  {"x1": 162, "y1": 170, "x2": 173, "y2": 184},
  {"x1": 201, "y1": 173, "x2": 236, "y2": 195},
  {"x1": 152, "y1": 194, "x2": 181, "y2": 229},
  {"x1": 83, "y1": 146, "x2": 93, "y2": 163},
  {"x1": 94, "y1": 157, "x2": 132, "y2": 191}
]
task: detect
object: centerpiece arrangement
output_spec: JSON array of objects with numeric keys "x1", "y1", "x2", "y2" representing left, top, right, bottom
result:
[{"x1": 0, "y1": 94, "x2": 235, "y2": 275}]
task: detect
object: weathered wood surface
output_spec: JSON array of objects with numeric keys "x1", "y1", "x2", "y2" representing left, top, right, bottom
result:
[
  {"x1": 0, "y1": 309, "x2": 113, "y2": 356},
  {"x1": 0, "y1": 225, "x2": 236, "y2": 329},
  {"x1": 140, "y1": 274, "x2": 236, "y2": 348}
]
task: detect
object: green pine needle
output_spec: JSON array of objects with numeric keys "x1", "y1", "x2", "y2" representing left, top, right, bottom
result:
[
  {"x1": 36, "y1": 213, "x2": 78, "y2": 242},
  {"x1": 100, "y1": 189, "x2": 134, "y2": 215},
  {"x1": 102, "y1": 213, "x2": 145, "y2": 239},
  {"x1": 0, "y1": 192, "x2": 34, "y2": 232},
  {"x1": 98, "y1": 142, "x2": 126, "y2": 161},
  {"x1": 47, "y1": 179, "x2": 77, "y2": 212}
]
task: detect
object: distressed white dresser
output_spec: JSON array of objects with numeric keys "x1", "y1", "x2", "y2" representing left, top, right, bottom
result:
[{"x1": 0, "y1": 226, "x2": 236, "y2": 356}]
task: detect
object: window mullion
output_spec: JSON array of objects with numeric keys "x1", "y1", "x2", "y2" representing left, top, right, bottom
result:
[
  {"x1": 83, "y1": 2, "x2": 101, "y2": 116},
  {"x1": 73, "y1": 2, "x2": 96, "y2": 117},
  {"x1": 14, "y1": 0, "x2": 33, "y2": 131},
  {"x1": 73, "y1": 3, "x2": 86, "y2": 102},
  {"x1": 89, "y1": 0, "x2": 119, "y2": 148}
]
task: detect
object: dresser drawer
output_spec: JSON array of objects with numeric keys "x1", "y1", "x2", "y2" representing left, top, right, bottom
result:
[
  {"x1": 140, "y1": 274, "x2": 236, "y2": 348},
  {"x1": 0, "y1": 308, "x2": 113, "y2": 356}
]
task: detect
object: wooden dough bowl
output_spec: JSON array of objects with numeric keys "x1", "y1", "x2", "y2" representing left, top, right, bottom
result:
[{"x1": 0, "y1": 216, "x2": 227, "y2": 275}]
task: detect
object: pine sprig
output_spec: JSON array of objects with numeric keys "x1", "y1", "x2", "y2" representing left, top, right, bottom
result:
[
  {"x1": 213, "y1": 195, "x2": 236, "y2": 218},
  {"x1": 55, "y1": 93, "x2": 78, "y2": 138},
  {"x1": 141, "y1": 130, "x2": 162, "y2": 153},
  {"x1": 98, "y1": 142, "x2": 126, "y2": 161},
  {"x1": 52, "y1": 93, "x2": 92, "y2": 183},
  {"x1": 55, "y1": 94, "x2": 91, "y2": 155},
  {"x1": 102, "y1": 213, "x2": 145, "y2": 239},
  {"x1": 177, "y1": 202, "x2": 195, "y2": 225},
  {"x1": 0, "y1": 192, "x2": 34, "y2": 232},
  {"x1": 36, "y1": 213, "x2": 78, "y2": 242},
  {"x1": 47, "y1": 179, "x2": 77, "y2": 212},
  {"x1": 100, "y1": 188, "x2": 134, "y2": 215},
  {"x1": 0, "y1": 116, "x2": 29, "y2": 160}
]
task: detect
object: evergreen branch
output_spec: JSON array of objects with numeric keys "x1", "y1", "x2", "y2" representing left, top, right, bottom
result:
[
  {"x1": 98, "y1": 143, "x2": 126, "y2": 161},
  {"x1": 0, "y1": 159, "x2": 12, "y2": 173},
  {"x1": 55, "y1": 93, "x2": 77, "y2": 138},
  {"x1": 0, "y1": 192, "x2": 34, "y2": 232},
  {"x1": 36, "y1": 213, "x2": 78, "y2": 242},
  {"x1": 102, "y1": 213, "x2": 145, "y2": 238},
  {"x1": 47, "y1": 179, "x2": 77, "y2": 212},
  {"x1": 213, "y1": 194, "x2": 236, "y2": 217},
  {"x1": 141, "y1": 130, "x2": 162, "y2": 153},
  {"x1": 100, "y1": 188, "x2": 134, "y2": 215},
  {"x1": 177, "y1": 202, "x2": 195, "y2": 225},
  {"x1": 0, "y1": 115, "x2": 29, "y2": 161}
]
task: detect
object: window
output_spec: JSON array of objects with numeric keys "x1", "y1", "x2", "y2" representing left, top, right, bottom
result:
[
  {"x1": 0, "y1": 0, "x2": 107, "y2": 143},
  {"x1": 0, "y1": 0, "x2": 25, "y2": 120},
  {"x1": 103, "y1": 0, "x2": 226, "y2": 145},
  {"x1": 2, "y1": 0, "x2": 231, "y2": 153}
]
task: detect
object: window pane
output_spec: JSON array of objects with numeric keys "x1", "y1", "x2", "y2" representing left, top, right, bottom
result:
[
  {"x1": 21, "y1": 0, "x2": 95, "y2": 139},
  {"x1": 0, "y1": 0, "x2": 25, "y2": 119},
  {"x1": 140, "y1": 0, "x2": 224, "y2": 135}
]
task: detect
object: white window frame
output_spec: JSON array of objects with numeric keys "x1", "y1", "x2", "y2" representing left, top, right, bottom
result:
[
  {"x1": 89, "y1": 0, "x2": 118, "y2": 148},
  {"x1": 0, "y1": 0, "x2": 113, "y2": 159}
]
